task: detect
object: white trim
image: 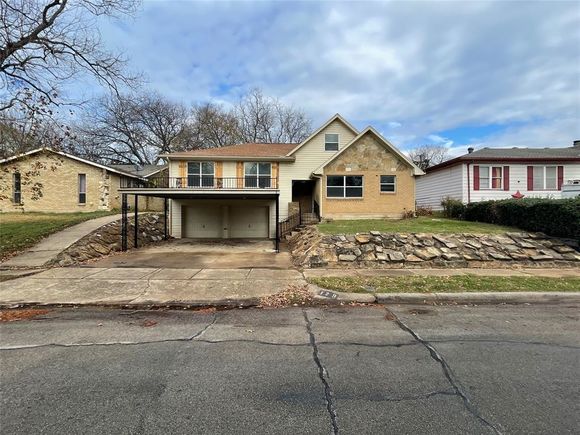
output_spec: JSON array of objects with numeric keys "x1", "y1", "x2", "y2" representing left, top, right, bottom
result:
[
  {"x1": 313, "y1": 127, "x2": 425, "y2": 176},
  {"x1": 187, "y1": 161, "x2": 215, "y2": 187},
  {"x1": 477, "y1": 165, "x2": 504, "y2": 190},
  {"x1": 380, "y1": 174, "x2": 397, "y2": 193},
  {"x1": 325, "y1": 175, "x2": 364, "y2": 199},
  {"x1": 324, "y1": 133, "x2": 339, "y2": 151},
  {"x1": 0, "y1": 148, "x2": 143, "y2": 179},
  {"x1": 286, "y1": 114, "x2": 359, "y2": 156},
  {"x1": 531, "y1": 165, "x2": 559, "y2": 191},
  {"x1": 244, "y1": 162, "x2": 272, "y2": 188}
]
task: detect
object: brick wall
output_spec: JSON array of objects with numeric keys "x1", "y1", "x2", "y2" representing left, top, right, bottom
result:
[{"x1": 321, "y1": 132, "x2": 416, "y2": 219}]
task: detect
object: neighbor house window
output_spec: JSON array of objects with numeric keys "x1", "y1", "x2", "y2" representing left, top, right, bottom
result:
[
  {"x1": 78, "y1": 174, "x2": 86, "y2": 204},
  {"x1": 326, "y1": 175, "x2": 363, "y2": 198},
  {"x1": 479, "y1": 166, "x2": 503, "y2": 189},
  {"x1": 380, "y1": 175, "x2": 396, "y2": 193},
  {"x1": 188, "y1": 161, "x2": 214, "y2": 187},
  {"x1": 532, "y1": 166, "x2": 557, "y2": 190},
  {"x1": 13, "y1": 172, "x2": 21, "y2": 204},
  {"x1": 325, "y1": 133, "x2": 339, "y2": 151},
  {"x1": 244, "y1": 162, "x2": 271, "y2": 188}
]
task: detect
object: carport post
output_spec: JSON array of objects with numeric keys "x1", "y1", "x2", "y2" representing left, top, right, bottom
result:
[
  {"x1": 134, "y1": 195, "x2": 139, "y2": 248},
  {"x1": 121, "y1": 194, "x2": 128, "y2": 251},
  {"x1": 275, "y1": 194, "x2": 280, "y2": 253},
  {"x1": 164, "y1": 198, "x2": 169, "y2": 240}
]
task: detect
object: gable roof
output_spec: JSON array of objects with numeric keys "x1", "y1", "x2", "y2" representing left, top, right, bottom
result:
[
  {"x1": 0, "y1": 148, "x2": 142, "y2": 179},
  {"x1": 109, "y1": 164, "x2": 167, "y2": 178},
  {"x1": 426, "y1": 145, "x2": 580, "y2": 173},
  {"x1": 286, "y1": 113, "x2": 359, "y2": 156},
  {"x1": 312, "y1": 127, "x2": 425, "y2": 176},
  {"x1": 161, "y1": 143, "x2": 297, "y2": 160}
]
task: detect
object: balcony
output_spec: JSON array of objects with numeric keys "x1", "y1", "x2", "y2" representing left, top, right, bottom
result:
[{"x1": 120, "y1": 176, "x2": 279, "y2": 191}]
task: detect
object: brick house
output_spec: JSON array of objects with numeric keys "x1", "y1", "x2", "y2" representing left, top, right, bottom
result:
[
  {"x1": 118, "y1": 114, "x2": 424, "y2": 250},
  {"x1": 0, "y1": 148, "x2": 166, "y2": 212},
  {"x1": 416, "y1": 142, "x2": 580, "y2": 210}
]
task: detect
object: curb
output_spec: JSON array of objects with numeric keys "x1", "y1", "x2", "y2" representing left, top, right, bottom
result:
[{"x1": 308, "y1": 284, "x2": 580, "y2": 305}]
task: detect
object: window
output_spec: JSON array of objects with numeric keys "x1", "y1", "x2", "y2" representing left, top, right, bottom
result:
[
  {"x1": 13, "y1": 172, "x2": 21, "y2": 204},
  {"x1": 188, "y1": 162, "x2": 214, "y2": 187},
  {"x1": 78, "y1": 174, "x2": 86, "y2": 204},
  {"x1": 326, "y1": 175, "x2": 363, "y2": 198},
  {"x1": 380, "y1": 175, "x2": 396, "y2": 193},
  {"x1": 532, "y1": 166, "x2": 557, "y2": 190},
  {"x1": 325, "y1": 133, "x2": 339, "y2": 151},
  {"x1": 244, "y1": 162, "x2": 271, "y2": 188},
  {"x1": 479, "y1": 166, "x2": 502, "y2": 189}
]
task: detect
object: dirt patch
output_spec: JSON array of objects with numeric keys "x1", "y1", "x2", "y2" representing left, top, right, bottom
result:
[
  {"x1": 259, "y1": 284, "x2": 313, "y2": 308},
  {"x1": 0, "y1": 309, "x2": 50, "y2": 322}
]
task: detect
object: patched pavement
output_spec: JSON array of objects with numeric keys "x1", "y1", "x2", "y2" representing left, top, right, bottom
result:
[
  {"x1": 0, "y1": 305, "x2": 578, "y2": 434},
  {"x1": 0, "y1": 267, "x2": 306, "y2": 307}
]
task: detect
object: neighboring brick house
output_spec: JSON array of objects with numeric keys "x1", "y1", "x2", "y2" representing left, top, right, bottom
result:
[
  {"x1": 416, "y1": 142, "x2": 580, "y2": 210},
  {"x1": 118, "y1": 114, "x2": 424, "y2": 248},
  {"x1": 0, "y1": 148, "x2": 166, "y2": 212}
]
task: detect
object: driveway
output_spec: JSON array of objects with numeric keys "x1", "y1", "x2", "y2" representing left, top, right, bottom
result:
[{"x1": 90, "y1": 239, "x2": 293, "y2": 269}]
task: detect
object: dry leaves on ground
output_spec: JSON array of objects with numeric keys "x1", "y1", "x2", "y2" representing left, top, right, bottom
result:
[
  {"x1": 0, "y1": 309, "x2": 50, "y2": 322},
  {"x1": 259, "y1": 284, "x2": 313, "y2": 308}
]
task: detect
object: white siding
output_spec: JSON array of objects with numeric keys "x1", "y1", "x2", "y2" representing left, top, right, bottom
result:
[
  {"x1": 415, "y1": 164, "x2": 464, "y2": 210},
  {"x1": 277, "y1": 119, "x2": 357, "y2": 219}
]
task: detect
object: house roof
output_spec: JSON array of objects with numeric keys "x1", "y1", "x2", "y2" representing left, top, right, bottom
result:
[
  {"x1": 313, "y1": 127, "x2": 425, "y2": 176},
  {"x1": 0, "y1": 148, "x2": 142, "y2": 179},
  {"x1": 161, "y1": 143, "x2": 298, "y2": 160},
  {"x1": 286, "y1": 113, "x2": 359, "y2": 156},
  {"x1": 109, "y1": 164, "x2": 167, "y2": 178},
  {"x1": 426, "y1": 145, "x2": 580, "y2": 173}
]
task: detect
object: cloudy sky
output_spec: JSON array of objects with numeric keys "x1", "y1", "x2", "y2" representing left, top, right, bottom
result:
[{"x1": 87, "y1": 0, "x2": 579, "y2": 155}]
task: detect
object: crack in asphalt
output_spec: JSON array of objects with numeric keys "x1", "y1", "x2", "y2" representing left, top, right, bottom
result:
[
  {"x1": 385, "y1": 307, "x2": 504, "y2": 435},
  {"x1": 303, "y1": 309, "x2": 339, "y2": 435},
  {"x1": 429, "y1": 338, "x2": 580, "y2": 350},
  {"x1": 0, "y1": 313, "x2": 218, "y2": 351}
]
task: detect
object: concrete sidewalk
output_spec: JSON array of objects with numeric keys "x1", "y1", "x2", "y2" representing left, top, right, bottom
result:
[
  {"x1": 0, "y1": 267, "x2": 305, "y2": 307},
  {"x1": 1, "y1": 214, "x2": 122, "y2": 269}
]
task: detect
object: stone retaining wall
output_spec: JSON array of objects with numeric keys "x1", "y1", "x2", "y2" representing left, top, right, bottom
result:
[
  {"x1": 289, "y1": 226, "x2": 580, "y2": 269},
  {"x1": 54, "y1": 213, "x2": 166, "y2": 266}
]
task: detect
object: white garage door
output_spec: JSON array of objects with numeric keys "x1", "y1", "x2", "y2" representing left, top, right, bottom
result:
[
  {"x1": 182, "y1": 205, "x2": 222, "y2": 238},
  {"x1": 230, "y1": 206, "x2": 269, "y2": 238}
]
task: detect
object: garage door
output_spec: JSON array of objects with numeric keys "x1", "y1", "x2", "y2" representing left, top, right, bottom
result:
[
  {"x1": 182, "y1": 205, "x2": 222, "y2": 238},
  {"x1": 229, "y1": 206, "x2": 269, "y2": 238}
]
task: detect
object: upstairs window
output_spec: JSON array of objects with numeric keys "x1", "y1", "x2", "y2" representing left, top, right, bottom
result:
[
  {"x1": 327, "y1": 175, "x2": 363, "y2": 198},
  {"x1": 244, "y1": 162, "x2": 271, "y2": 188},
  {"x1": 188, "y1": 162, "x2": 214, "y2": 187},
  {"x1": 380, "y1": 175, "x2": 396, "y2": 193},
  {"x1": 325, "y1": 133, "x2": 339, "y2": 151},
  {"x1": 78, "y1": 174, "x2": 87, "y2": 204},
  {"x1": 13, "y1": 172, "x2": 21, "y2": 204}
]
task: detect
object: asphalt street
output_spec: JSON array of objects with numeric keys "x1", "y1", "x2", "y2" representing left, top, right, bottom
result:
[{"x1": 0, "y1": 304, "x2": 578, "y2": 434}]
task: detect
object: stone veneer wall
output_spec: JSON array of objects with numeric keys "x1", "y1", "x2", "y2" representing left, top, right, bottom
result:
[
  {"x1": 53, "y1": 213, "x2": 166, "y2": 266},
  {"x1": 289, "y1": 226, "x2": 580, "y2": 269}
]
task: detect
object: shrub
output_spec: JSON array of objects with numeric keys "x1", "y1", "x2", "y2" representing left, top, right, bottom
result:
[
  {"x1": 463, "y1": 198, "x2": 580, "y2": 239},
  {"x1": 416, "y1": 205, "x2": 433, "y2": 216},
  {"x1": 441, "y1": 198, "x2": 466, "y2": 219}
]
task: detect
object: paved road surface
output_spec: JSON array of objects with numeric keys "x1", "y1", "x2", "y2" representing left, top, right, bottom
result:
[{"x1": 1, "y1": 304, "x2": 578, "y2": 434}]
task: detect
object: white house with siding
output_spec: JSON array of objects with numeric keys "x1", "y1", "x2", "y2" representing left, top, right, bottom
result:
[{"x1": 416, "y1": 141, "x2": 580, "y2": 210}]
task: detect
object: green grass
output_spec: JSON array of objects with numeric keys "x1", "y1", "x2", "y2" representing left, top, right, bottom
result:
[
  {"x1": 308, "y1": 276, "x2": 580, "y2": 293},
  {"x1": 317, "y1": 216, "x2": 516, "y2": 235},
  {"x1": 0, "y1": 211, "x2": 116, "y2": 259}
]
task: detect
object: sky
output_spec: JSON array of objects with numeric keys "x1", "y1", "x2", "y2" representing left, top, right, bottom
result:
[{"x1": 76, "y1": 0, "x2": 580, "y2": 156}]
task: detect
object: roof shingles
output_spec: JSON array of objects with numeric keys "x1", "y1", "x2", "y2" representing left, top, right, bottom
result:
[{"x1": 164, "y1": 143, "x2": 298, "y2": 159}]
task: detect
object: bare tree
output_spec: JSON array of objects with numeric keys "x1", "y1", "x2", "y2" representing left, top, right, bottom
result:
[
  {"x1": 176, "y1": 102, "x2": 240, "y2": 150},
  {"x1": 0, "y1": 0, "x2": 140, "y2": 111},
  {"x1": 235, "y1": 88, "x2": 311, "y2": 143},
  {"x1": 409, "y1": 144, "x2": 450, "y2": 170}
]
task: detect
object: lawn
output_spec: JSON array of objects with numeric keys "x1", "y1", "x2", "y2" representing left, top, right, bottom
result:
[
  {"x1": 317, "y1": 216, "x2": 517, "y2": 235},
  {"x1": 0, "y1": 211, "x2": 116, "y2": 259},
  {"x1": 308, "y1": 276, "x2": 580, "y2": 293}
]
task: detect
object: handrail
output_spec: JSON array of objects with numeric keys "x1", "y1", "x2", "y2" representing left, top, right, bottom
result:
[{"x1": 121, "y1": 176, "x2": 279, "y2": 190}]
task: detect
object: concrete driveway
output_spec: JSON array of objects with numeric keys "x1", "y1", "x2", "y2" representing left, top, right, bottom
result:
[{"x1": 90, "y1": 239, "x2": 293, "y2": 269}]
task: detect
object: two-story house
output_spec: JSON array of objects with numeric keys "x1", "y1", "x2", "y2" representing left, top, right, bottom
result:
[
  {"x1": 416, "y1": 141, "x2": 580, "y2": 210},
  {"x1": 119, "y1": 114, "x2": 424, "y2": 250}
]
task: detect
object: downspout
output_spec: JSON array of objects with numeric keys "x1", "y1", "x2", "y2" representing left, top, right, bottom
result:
[{"x1": 466, "y1": 163, "x2": 471, "y2": 204}]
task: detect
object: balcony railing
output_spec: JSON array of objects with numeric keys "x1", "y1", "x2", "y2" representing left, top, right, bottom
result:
[{"x1": 121, "y1": 176, "x2": 279, "y2": 190}]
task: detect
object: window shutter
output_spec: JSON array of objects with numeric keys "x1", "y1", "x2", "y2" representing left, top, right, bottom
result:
[
  {"x1": 236, "y1": 162, "x2": 243, "y2": 188},
  {"x1": 473, "y1": 165, "x2": 480, "y2": 191},
  {"x1": 179, "y1": 161, "x2": 187, "y2": 187},
  {"x1": 503, "y1": 166, "x2": 510, "y2": 191},
  {"x1": 557, "y1": 166, "x2": 564, "y2": 190},
  {"x1": 272, "y1": 162, "x2": 279, "y2": 189},
  {"x1": 527, "y1": 166, "x2": 534, "y2": 191}
]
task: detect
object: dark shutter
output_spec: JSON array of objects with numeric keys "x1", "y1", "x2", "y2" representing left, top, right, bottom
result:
[
  {"x1": 503, "y1": 166, "x2": 510, "y2": 191},
  {"x1": 473, "y1": 165, "x2": 480, "y2": 191},
  {"x1": 557, "y1": 166, "x2": 564, "y2": 190},
  {"x1": 527, "y1": 166, "x2": 534, "y2": 191}
]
